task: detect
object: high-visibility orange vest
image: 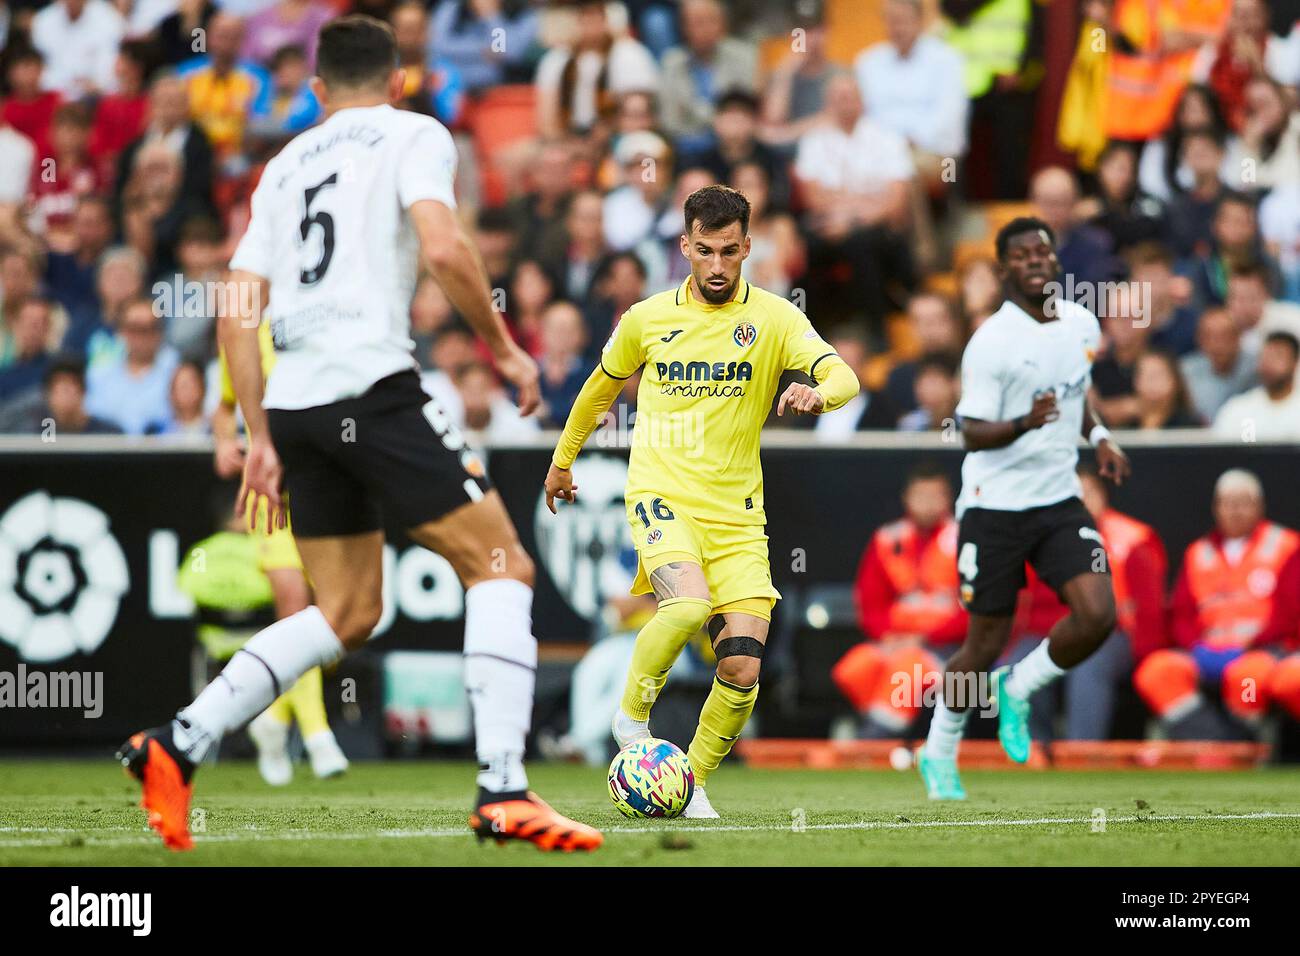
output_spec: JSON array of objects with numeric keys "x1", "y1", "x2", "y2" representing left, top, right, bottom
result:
[
  {"x1": 1104, "y1": 0, "x2": 1231, "y2": 140},
  {"x1": 1184, "y1": 521, "x2": 1300, "y2": 649},
  {"x1": 873, "y1": 517, "x2": 962, "y2": 635},
  {"x1": 1097, "y1": 508, "x2": 1162, "y2": 637}
]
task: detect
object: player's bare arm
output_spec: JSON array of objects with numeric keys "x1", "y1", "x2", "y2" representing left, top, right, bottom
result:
[
  {"x1": 409, "y1": 198, "x2": 539, "y2": 415},
  {"x1": 961, "y1": 390, "x2": 1059, "y2": 451},
  {"x1": 218, "y1": 269, "x2": 283, "y2": 532},
  {"x1": 211, "y1": 399, "x2": 245, "y2": 479},
  {"x1": 1082, "y1": 396, "x2": 1131, "y2": 485}
]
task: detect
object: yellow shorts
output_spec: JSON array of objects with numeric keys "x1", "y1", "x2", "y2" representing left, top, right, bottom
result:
[
  {"x1": 626, "y1": 493, "x2": 780, "y2": 621},
  {"x1": 248, "y1": 498, "x2": 304, "y2": 573}
]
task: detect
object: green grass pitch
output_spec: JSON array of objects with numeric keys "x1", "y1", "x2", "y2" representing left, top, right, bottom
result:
[{"x1": 1, "y1": 760, "x2": 1298, "y2": 866}]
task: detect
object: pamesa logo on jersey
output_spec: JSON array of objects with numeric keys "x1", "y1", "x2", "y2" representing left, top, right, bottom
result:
[
  {"x1": 0, "y1": 492, "x2": 129, "y2": 662},
  {"x1": 733, "y1": 322, "x2": 757, "y2": 348}
]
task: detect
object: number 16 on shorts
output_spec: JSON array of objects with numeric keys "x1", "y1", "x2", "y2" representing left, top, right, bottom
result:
[{"x1": 634, "y1": 497, "x2": 674, "y2": 546}]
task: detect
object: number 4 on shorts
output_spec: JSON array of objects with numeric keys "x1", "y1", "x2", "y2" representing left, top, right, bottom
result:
[{"x1": 958, "y1": 542, "x2": 978, "y2": 582}]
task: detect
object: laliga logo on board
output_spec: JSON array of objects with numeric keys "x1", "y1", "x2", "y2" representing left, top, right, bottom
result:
[
  {"x1": 733, "y1": 322, "x2": 757, "y2": 348},
  {"x1": 0, "y1": 492, "x2": 129, "y2": 662}
]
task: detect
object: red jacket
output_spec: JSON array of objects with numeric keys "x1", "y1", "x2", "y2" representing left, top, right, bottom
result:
[{"x1": 854, "y1": 516, "x2": 967, "y2": 645}]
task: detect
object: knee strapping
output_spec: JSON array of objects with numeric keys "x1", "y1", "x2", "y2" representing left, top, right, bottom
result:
[{"x1": 714, "y1": 636, "x2": 764, "y2": 659}]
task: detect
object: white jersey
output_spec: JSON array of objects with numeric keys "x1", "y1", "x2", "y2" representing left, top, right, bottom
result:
[
  {"x1": 230, "y1": 104, "x2": 458, "y2": 410},
  {"x1": 955, "y1": 298, "x2": 1101, "y2": 516}
]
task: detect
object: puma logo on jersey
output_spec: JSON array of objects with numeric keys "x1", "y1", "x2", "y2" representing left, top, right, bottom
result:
[{"x1": 661, "y1": 329, "x2": 684, "y2": 342}]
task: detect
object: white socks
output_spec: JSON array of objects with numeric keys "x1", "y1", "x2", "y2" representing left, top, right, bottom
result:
[
  {"x1": 463, "y1": 579, "x2": 537, "y2": 796},
  {"x1": 1004, "y1": 639, "x2": 1066, "y2": 700},
  {"x1": 175, "y1": 607, "x2": 344, "y2": 762},
  {"x1": 925, "y1": 694, "x2": 969, "y2": 760}
]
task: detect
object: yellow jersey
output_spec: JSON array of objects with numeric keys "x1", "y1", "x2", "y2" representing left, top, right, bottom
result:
[{"x1": 575, "y1": 276, "x2": 842, "y2": 526}]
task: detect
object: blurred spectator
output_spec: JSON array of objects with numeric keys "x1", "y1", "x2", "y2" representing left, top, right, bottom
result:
[
  {"x1": 429, "y1": 0, "x2": 540, "y2": 94},
  {"x1": 471, "y1": 206, "x2": 517, "y2": 291},
  {"x1": 154, "y1": 0, "x2": 218, "y2": 68},
  {"x1": 419, "y1": 323, "x2": 471, "y2": 421},
  {"x1": 855, "y1": 0, "x2": 968, "y2": 160},
  {"x1": 602, "y1": 130, "x2": 672, "y2": 252},
  {"x1": 535, "y1": 0, "x2": 658, "y2": 138},
  {"x1": 537, "y1": 299, "x2": 588, "y2": 428},
  {"x1": 1131, "y1": 348, "x2": 1201, "y2": 429},
  {"x1": 1191, "y1": 0, "x2": 1292, "y2": 130},
  {"x1": 1137, "y1": 469, "x2": 1300, "y2": 739},
  {"x1": 625, "y1": 0, "x2": 679, "y2": 59},
  {"x1": 162, "y1": 358, "x2": 209, "y2": 436},
  {"x1": 1029, "y1": 166, "x2": 1121, "y2": 289},
  {"x1": 0, "y1": 111, "x2": 35, "y2": 205},
  {"x1": 506, "y1": 138, "x2": 575, "y2": 265},
  {"x1": 240, "y1": 0, "x2": 334, "y2": 69},
  {"x1": 943, "y1": 0, "x2": 1035, "y2": 199},
  {"x1": 2, "y1": 46, "x2": 59, "y2": 157},
  {"x1": 1213, "y1": 330, "x2": 1300, "y2": 440},
  {"x1": 681, "y1": 89, "x2": 789, "y2": 212},
  {"x1": 1227, "y1": 262, "x2": 1300, "y2": 354},
  {"x1": 392, "y1": 2, "x2": 464, "y2": 123},
  {"x1": 84, "y1": 245, "x2": 146, "y2": 367},
  {"x1": 30, "y1": 0, "x2": 124, "y2": 98},
  {"x1": 87, "y1": 39, "x2": 152, "y2": 182},
  {"x1": 0, "y1": 248, "x2": 41, "y2": 348},
  {"x1": 634, "y1": 164, "x2": 711, "y2": 292},
  {"x1": 898, "y1": 351, "x2": 960, "y2": 432},
  {"x1": 832, "y1": 463, "x2": 965, "y2": 737},
  {"x1": 43, "y1": 195, "x2": 113, "y2": 352},
  {"x1": 29, "y1": 101, "x2": 101, "y2": 244},
  {"x1": 546, "y1": 188, "x2": 607, "y2": 304},
  {"x1": 176, "y1": 12, "x2": 271, "y2": 166},
  {"x1": 1091, "y1": 285, "x2": 1154, "y2": 427},
  {"x1": 247, "y1": 45, "x2": 322, "y2": 144},
  {"x1": 759, "y1": 3, "x2": 832, "y2": 149},
  {"x1": 0, "y1": 297, "x2": 55, "y2": 403},
  {"x1": 731, "y1": 159, "x2": 801, "y2": 298},
  {"x1": 1125, "y1": 242, "x2": 1198, "y2": 356},
  {"x1": 120, "y1": 141, "x2": 207, "y2": 280},
  {"x1": 885, "y1": 292, "x2": 964, "y2": 412},
  {"x1": 957, "y1": 255, "x2": 1002, "y2": 331},
  {"x1": 659, "y1": 0, "x2": 757, "y2": 151},
  {"x1": 1234, "y1": 75, "x2": 1300, "y2": 193},
  {"x1": 1180, "y1": 306, "x2": 1257, "y2": 422},
  {"x1": 156, "y1": 216, "x2": 225, "y2": 361},
  {"x1": 498, "y1": 257, "x2": 554, "y2": 358},
  {"x1": 85, "y1": 296, "x2": 179, "y2": 434},
  {"x1": 1260, "y1": 182, "x2": 1299, "y2": 302},
  {"x1": 794, "y1": 72, "x2": 915, "y2": 337},
  {"x1": 116, "y1": 72, "x2": 216, "y2": 219},
  {"x1": 0, "y1": 354, "x2": 121, "y2": 434},
  {"x1": 1182, "y1": 191, "x2": 1277, "y2": 305},
  {"x1": 454, "y1": 361, "x2": 539, "y2": 440},
  {"x1": 584, "y1": 249, "x2": 646, "y2": 357},
  {"x1": 1164, "y1": 130, "x2": 1233, "y2": 259},
  {"x1": 409, "y1": 273, "x2": 454, "y2": 366},
  {"x1": 1082, "y1": 142, "x2": 1168, "y2": 255},
  {"x1": 1137, "y1": 84, "x2": 1240, "y2": 203},
  {"x1": 812, "y1": 326, "x2": 899, "y2": 435}
]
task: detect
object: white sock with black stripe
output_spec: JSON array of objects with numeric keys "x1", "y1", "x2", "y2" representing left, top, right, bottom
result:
[
  {"x1": 463, "y1": 579, "x2": 537, "y2": 800},
  {"x1": 174, "y1": 607, "x2": 344, "y2": 762}
]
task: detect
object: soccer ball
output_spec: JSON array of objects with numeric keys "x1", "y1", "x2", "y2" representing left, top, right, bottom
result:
[{"x1": 607, "y1": 738, "x2": 695, "y2": 818}]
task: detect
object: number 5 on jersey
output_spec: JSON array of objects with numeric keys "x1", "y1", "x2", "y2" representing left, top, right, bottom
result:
[{"x1": 299, "y1": 172, "x2": 338, "y2": 286}]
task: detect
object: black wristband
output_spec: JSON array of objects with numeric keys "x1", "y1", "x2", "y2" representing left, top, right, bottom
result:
[{"x1": 1012, "y1": 415, "x2": 1027, "y2": 436}]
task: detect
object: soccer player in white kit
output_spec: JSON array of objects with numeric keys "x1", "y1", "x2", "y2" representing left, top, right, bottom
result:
[
  {"x1": 916, "y1": 217, "x2": 1132, "y2": 800},
  {"x1": 117, "y1": 16, "x2": 602, "y2": 852}
]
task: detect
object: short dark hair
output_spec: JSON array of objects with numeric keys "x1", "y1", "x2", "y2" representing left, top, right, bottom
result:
[
  {"x1": 1215, "y1": 189, "x2": 1257, "y2": 216},
  {"x1": 1264, "y1": 330, "x2": 1300, "y2": 360},
  {"x1": 905, "y1": 460, "x2": 951, "y2": 489},
  {"x1": 683, "y1": 184, "x2": 750, "y2": 236},
  {"x1": 316, "y1": 15, "x2": 397, "y2": 91},
  {"x1": 179, "y1": 216, "x2": 225, "y2": 246},
  {"x1": 715, "y1": 88, "x2": 760, "y2": 115},
  {"x1": 270, "y1": 44, "x2": 308, "y2": 72},
  {"x1": 995, "y1": 216, "x2": 1056, "y2": 261},
  {"x1": 43, "y1": 354, "x2": 86, "y2": 391},
  {"x1": 594, "y1": 249, "x2": 647, "y2": 284},
  {"x1": 915, "y1": 350, "x2": 959, "y2": 378}
]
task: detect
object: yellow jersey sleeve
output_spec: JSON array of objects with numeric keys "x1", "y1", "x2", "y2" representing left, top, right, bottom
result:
[
  {"x1": 599, "y1": 303, "x2": 646, "y2": 380},
  {"x1": 780, "y1": 303, "x2": 837, "y2": 376}
]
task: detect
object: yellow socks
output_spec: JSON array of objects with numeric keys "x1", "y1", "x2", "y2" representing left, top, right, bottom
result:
[
  {"x1": 264, "y1": 692, "x2": 293, "y2": 725},
  {"x1": 687, "y1": 676, "x2": 759, "y2": 787},
  {"x1": 619, "y1": 596, "x2": 713, "y2": 721},
  {"x1": 284, "y1": 666, "x2": 330, "y2": 739}
]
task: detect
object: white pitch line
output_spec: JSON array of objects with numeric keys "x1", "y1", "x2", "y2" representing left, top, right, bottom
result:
[{"x1": 1, "y1": 811, "x2": 1298, "y2": 850}]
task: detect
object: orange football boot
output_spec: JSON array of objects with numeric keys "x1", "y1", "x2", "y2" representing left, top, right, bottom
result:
[
  {"x1": 468, "y1": 791, "x2": 603, "y2": 852},
  {"x1": 116, "y1": 726, "x2": 197, "y2": 851}
]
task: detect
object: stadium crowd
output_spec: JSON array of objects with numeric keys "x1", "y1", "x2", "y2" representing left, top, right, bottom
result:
[{"x1": 0, "y1": 0, "x2": 1298, "y2": 740}]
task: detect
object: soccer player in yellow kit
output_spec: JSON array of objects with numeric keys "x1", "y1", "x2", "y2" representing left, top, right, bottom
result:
[
  {"x1": 213, "y1": 321, "x2": 348, "y2": 785},
  {"x1": 545, "y1": 185, "x2": 859, "y2": 817}
]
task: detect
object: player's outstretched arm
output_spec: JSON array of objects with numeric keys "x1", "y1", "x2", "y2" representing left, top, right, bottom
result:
[
  {"x1": 410, "y1": 199, "x2": 539, "y2": 415},
  {"x1": 962, "y1": 390, "x2": 1060, "y2": 450},
  {"x1": 1082, "y1": 397, "x2": 1131, "y2": 484},
  {"x1": 218, "y1": 269, "x2": 283, "y2": 531},
  {"x1": 544, "y1": 365, "x2": 626, "y2": 513},
  {"x1": 778, "y1": 353, "x2": 859, "y2": 416}
]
